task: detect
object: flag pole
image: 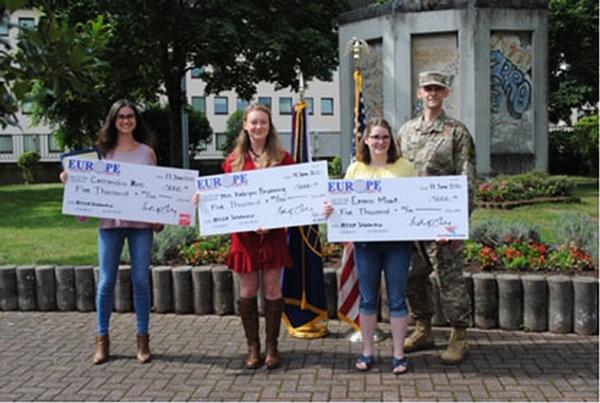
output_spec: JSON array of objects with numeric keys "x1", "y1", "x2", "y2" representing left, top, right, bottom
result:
[
  {"x1": 341, "y1": 37, "x2": 386, "y2": 344},
  {"x1": 281, "y1": 67, "x2": 329, "y2": 339}
]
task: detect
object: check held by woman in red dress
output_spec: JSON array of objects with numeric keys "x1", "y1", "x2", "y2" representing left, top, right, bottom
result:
[{"x1": 194, "y1": 104, "x2": 293, "y2": 369}]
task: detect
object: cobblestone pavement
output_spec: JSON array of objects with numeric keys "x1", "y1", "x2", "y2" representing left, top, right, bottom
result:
[{"x1": 0, "y1": 312, "x2": 597, "y2": 402}]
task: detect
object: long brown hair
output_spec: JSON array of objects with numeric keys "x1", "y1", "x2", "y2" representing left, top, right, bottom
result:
[
  {"x1": 96, "y1": 99, "x2": 151, "y2": 155},
  {"x1": 230, "y1": 103, "x2": 286, "y2": 172},
  {"x1": 358, "y1": 117, "x2": 399, "y2": 165}
]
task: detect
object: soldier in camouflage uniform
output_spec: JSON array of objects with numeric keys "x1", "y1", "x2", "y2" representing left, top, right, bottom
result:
[{"x1": 396, "y1": 71, "x2": 476, "y2": 365}]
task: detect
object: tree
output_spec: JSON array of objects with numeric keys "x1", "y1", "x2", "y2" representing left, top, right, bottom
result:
[
  {"x1": 222, "y1": 110, "x2": 244, "y2": 155},
  {"x1": 548, "y1": 0, "x2": 599, "y2": 123},
  {"x1": 142, "y1": 104, "x2": 213, "y2": 165},
  {"x1": 7, "y1": 0, "x2": 348, "y2": 166}
]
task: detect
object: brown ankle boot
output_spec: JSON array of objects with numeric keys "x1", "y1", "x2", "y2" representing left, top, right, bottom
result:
[
  {"x1": 264, "y1": 298, "x2": 284, "y2": 370},
  {"x1": 93, "y1": 335, "x2": 110, "y2": 365},
  {"x1": 137, "y1": 334, "x2": 151, "y2": 364},
  {"x1": 238, "y1": 297, "x2": 261, "y2": 369}
]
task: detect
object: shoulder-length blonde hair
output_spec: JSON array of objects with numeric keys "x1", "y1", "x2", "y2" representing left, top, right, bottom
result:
[
  {"x1": 230, "y1": 103, "x2": 286, "y2": 172},
  {"x1": 358, "y1": 117, "x2": 399, "y2": 165}
]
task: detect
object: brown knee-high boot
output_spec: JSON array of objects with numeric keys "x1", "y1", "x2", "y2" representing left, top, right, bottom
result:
[
  {"x1": 238, "y1": 297, "x2": 261, "y2": 369},
  {"x1": 264, "y1": 298, "x2": 284, "y2": 369}
]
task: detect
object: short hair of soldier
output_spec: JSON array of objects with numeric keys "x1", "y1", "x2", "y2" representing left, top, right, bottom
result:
[{"x1": 358, "y1": 117, "x2": 400, "y2": 165}]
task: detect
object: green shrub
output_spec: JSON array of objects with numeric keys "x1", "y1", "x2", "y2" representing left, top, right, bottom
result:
[
  {"x1": 179, "y1": 235, "x2": 230, "y2": 265},
  {"x1": 328, "y1": 156, "x2": 342, "y2": 178},
  {"x1": 555, "y1": 212, "x2": 599, "y2": 268},
  {"x1": 16, "y1": 151, "x2": 41, "y2": 184},
  {"x1": 121, "y1": 225, "x2": 198, "y2": 265},
  {"x1": 477, "y1": 171, "x2": 574, "y2": 202},
  {"x1": 470, "y1": 217, "x2": 541, "y2": 247},
  {"x1": 549, "y1": 115, "x2": 599, "y2": 176}
]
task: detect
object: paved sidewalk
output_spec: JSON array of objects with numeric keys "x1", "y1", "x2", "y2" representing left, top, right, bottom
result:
[{"x1": 0, "y1": 312, "x2": 597, "y2": 402}]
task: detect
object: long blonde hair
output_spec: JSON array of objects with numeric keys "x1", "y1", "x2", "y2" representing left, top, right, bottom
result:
[{"x1": 230, "y1": 103, "x2": 286, "y2": 172}]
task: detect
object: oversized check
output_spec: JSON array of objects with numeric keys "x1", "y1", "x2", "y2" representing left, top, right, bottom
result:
[
  {"x1": 327, "y1": 175, "x2": 469, "y2": 242},
  {"x1": 197, "y1": 161, "x2": 328, "y2": 236},
  {"x1": 62, "y1": 158, "x2": 197, "y2": 226}
]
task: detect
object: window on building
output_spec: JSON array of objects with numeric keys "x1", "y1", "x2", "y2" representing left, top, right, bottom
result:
[
  {"x1": 279, "y1": 97, "x2": 292, "y2": 115},
  {"x1": 236, "y1": 98, "x2": 249, "y2": 111},
  {"x1": 214, "y1": 96, "x2": 228, "y2": 115},
  {"x1": 23, "y1": 134, "x2": 39, "y2": 153},
  {"x1": 48, "y1": 134, "x2": 62, "y2": 153},
  {"x1": 0, "y1": 135, "x2": 12, "y2": 154},
  {"x1": 0, "y1": 16, "x2": 8, "y2": 36},
  {"x1": 258, "y1": 96, "x2": 272, "y2": 110},
  {"x1": 190, "y1": 66, "x2": 204, "y2": 79},
  {"x1": 305, "y1": 97, "x2": 314, "y2": 115},
  {"x1": 321, "y1": 97, "x2": 334, "y2": 115},
  {"x1": 18, "y1": 17, "x2": 35, "y2": 30},
  {"x1": 191, "y1": 96, "x2": 206, "y2": 113}
]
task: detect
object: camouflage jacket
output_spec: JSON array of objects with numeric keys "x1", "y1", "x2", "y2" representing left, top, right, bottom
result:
[{"x1": 396, "y1": 110, "x2": 477, "y2": 213}]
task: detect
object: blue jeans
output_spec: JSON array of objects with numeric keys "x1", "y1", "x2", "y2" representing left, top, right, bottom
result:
[
  {"x1": 97, "y1": 228, "x2": 153, "y2": 336},
  {"x1": 354, "y1": 241, "x2": 412, "y2": 318}
]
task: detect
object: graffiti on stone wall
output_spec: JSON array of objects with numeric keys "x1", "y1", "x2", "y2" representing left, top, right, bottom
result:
[
  {"x1": 411, "y1": 33, "x2": 459, "y2": 117},
  {"x1": 490, "y1": 50, "x2": 532, "y2": 119},
  {"x1": 490, "y1": 32, "x2": 533, "y2": 154}
]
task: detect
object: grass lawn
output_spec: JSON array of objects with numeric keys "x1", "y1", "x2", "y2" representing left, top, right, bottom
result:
[
  {"x1": 0, "y1": 184, "x2": 99, "y2": 265},
  {"x1": 0, "y1": 177, "x2": 597, "y2": 265}
]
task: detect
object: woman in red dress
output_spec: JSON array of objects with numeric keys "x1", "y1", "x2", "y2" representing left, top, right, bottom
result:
[{"x1": 196, "y1": 104, "x2": 293, "y2": 369}]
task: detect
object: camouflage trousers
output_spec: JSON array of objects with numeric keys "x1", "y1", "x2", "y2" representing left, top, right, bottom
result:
[{"x1": 406, "y1": 241, "x2": 471, "y2": 327}]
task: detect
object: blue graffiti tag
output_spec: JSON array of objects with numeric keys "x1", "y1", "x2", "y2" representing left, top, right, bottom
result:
[{"x1": 490, "y1": 49, "x2": 532, "y2": 119}]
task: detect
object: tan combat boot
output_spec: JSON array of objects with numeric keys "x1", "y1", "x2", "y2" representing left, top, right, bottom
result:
[
  {"x1": 441, "y1": 327, "x2": 468, "y2": 365},
  {"x1": 404, "y1": 320, "x2": 434, "y2": 353}
]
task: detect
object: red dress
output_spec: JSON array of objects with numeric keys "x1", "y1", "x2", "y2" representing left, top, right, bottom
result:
[{"x1": 222, "y1": 151, "x2": 295, "y2": 273}]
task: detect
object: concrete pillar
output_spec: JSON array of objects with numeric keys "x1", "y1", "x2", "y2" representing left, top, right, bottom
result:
[
  {"x1": 74, "y1": 266, "x2": 95, "y2": 312},
  {"x1": 324, "y1": 268, "x2": 338, "y2": 319},
  {"x1": 191, "y1": 266, "x2": 213, "y2": 315},
  {"x1": 172, "y1": 266, "x2": 193, "y2": 314},
  {"x1": 497, "y1": 274, "x2": 523, "y2": 330},
  {"x1": 152, "y1": 266, "x2": 173, "y2": 313},
  {"x1": 547, "y1": 275, "x2": 573, "y2": 333},
  {"x1": 521, "y1": 274, "x2": 548, "y2": 331},
  {"x1": 430, "y1": 272, "x2": 448, "y2": 326},
  {"x1": 212, "y1": 265, "x2": 233, "y2": 315},
  {"x1": 35, "y1": 265, "x2": 56, "y2": 311},
  {"x1": 55, "y1": 265, "x2": 76, "y2": 311},
  {"x1": 473, "y1": 273, "x2": 497, "y2": 329},
  {"x1": 0, "y1": 265, "x2": 18, "y2": 311},
  {"x1": 16, "y1": 266, "x2": 36, "y2": 311},
  {"x1": 573, "y1": 277, "x2": 598, "y2": 336}
]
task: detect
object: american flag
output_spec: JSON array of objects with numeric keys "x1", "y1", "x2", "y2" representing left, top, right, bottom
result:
[
  {"x1": 337, "y1": 242, "x2": 360, "y2": 330},
  {"x1": 337, "y1": 68, "x2": 365, "y2": 331}
]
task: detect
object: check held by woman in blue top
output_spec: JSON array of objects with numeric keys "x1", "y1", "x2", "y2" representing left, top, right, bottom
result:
[
  {"x1": 60, "y1": 99, "x2": 163, "y2": 365},
  {"x1": 326, "y1": 118, "x2": 416, "y2": 374}
]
